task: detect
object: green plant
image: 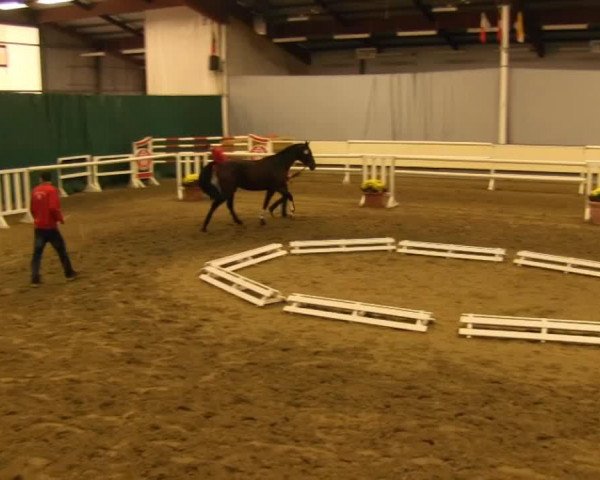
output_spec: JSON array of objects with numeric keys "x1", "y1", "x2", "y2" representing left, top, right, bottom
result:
[{"x1": 361, "y1": 179, "x2": 387, "y2": 194}]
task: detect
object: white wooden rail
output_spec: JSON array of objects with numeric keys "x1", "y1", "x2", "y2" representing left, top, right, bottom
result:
[
  {"x1": 0, "y1": 168, "x2": 33, "y2": 229},
  {"x1": 290, "y1": 238, "x2": 396, "y2": 254},
  {"x1": 459, "y1": 313, "x2": 600, "y2": 346},
  {"x1": 175, "y1": 152, "x2": 209, "y2": 200},
  {"x1": 56, "y1": 155, "x2": 100, "y2": 197},
  {"x1": 199, "y1": 265, "x2": 284, "y2": 306},
  {"x1": 514, "y1": 251, "x2": 600, "y2": 278},
  {"x1": 284, "y1": 293, "x2": 435, "y2": 332},
  {"x1": 206, "y1": 243, "x2": 287, "y2": 271},
  {"x1": 398, "y1": 241, "x2": 506, "y2": 262}
]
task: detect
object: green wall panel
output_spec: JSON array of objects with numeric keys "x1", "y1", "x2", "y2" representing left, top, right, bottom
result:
[{"x1": 0, "y1": 93, "x2": 222, "y2": 168}]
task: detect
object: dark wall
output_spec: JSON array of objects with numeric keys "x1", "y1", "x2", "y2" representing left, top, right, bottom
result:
[{"x1": 0, "y1": 93, "x2": 222, "y2": 168}]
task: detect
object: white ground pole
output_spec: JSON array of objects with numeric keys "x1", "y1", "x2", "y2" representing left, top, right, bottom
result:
[{"x1": 498, "y1": 3, "x2": 510, "y2": 145}]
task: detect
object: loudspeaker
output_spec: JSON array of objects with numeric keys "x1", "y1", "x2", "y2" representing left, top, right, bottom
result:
[{"x1": 209, "y1": 55, "x2": 221, "y2": 71}]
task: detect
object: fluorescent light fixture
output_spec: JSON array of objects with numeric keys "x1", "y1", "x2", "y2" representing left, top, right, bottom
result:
[
  {"x1": 333, "y1": 33, "x2": 370, "y2": 40},
  {"x1": 396, "y1": 30, "x2": 437, "y2": 37},
  {"x1": 287, "y1": 15, "x2": 309, "y2": 22},
  {"x1": 272, "y1": 36, "x2": 307, "y2": 43},
  {"x1": 37, "y1": 0, "x2": 73, "y2": 4},
  {"x1": 431, "y1": 6, "x2": 457, "y2": 13},
  {"x1": 121, "y1": 48, "x2": 145, "y2": 54},
  {"x1": 542, "y1": 24, "x2": 588, "y2": 31},
  {"x1": 80, "y1": 51, "x2": 106, "y2": 57},
  {"x1": 467, "y1": 27, "x2": 499, "y2": 33},
  {"x1": 0, "y1": 2, "x2": 27, "y2": 10}
]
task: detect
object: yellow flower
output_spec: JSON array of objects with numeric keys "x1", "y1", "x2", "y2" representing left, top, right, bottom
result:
[
  {"x1": 361, "y1": 178, "x2": 386, "y2": 193},
  {"x1": 183, "y1": 173, "x2": 199, "y2": 185},
  {"x1": 591, "y1": 186, "x2": 600, "y2": 197}
]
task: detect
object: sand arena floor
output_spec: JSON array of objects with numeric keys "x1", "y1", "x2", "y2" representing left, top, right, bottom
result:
[{"x1": 0, "y1": 174, "x2": 599, "y2": 480}]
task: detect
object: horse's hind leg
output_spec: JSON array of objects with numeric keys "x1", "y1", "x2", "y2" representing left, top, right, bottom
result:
[
  {"x1": 270, "y1": 188, "x2": 294, "y2": 218},
  {"x1": 201, "y1": 198, "x2": 225, "y2": 232},
  {"x1": 261, "y1": 190, "x2": 275, "y2": 225},
  {"x1": 226, "y1": 195, "x2": 243, "y2": 225}
]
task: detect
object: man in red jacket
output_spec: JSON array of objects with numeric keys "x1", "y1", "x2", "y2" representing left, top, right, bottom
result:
[{"x1": 30, "y1": 172, "x2": 77, "y2": 286}]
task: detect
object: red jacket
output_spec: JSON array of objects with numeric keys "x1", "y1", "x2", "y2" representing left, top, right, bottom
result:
[{"x1": 31, "y1": 183, "x2": 64, "y2": 229}]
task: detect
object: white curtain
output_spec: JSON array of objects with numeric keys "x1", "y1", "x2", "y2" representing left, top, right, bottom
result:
[
  {"x1": 229, "y1": 69, "x2": 498, "y2": 141},
  {"x1": 511, "y1": 68, "x2": 600, "y2": 146}
]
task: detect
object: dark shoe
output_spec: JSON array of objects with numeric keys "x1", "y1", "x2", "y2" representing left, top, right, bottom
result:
[{"x1": 66, "y1": 271, "x2": 78, "y2": 282}]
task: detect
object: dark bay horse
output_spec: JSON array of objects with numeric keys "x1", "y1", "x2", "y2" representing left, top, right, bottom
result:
[{"x1": 198, "y1": 142, "x2": 316, "y2": 231}]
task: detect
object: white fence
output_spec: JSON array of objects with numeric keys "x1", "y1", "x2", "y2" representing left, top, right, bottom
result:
[
  {"x1": 0, "y1": 168, "x2": 33, "y2": 229},
  {"x1": 175, "y1": 153, "x2": 209, "y2": 200},
  {"x1": 2, "y1": 138, "x2": 600, "y2": 229},
  {"x1": 133, "y1": 135, "x2": 249, "y2": 156},
  {"x1": 56, "y1": 155, "x2": 99, "y2": 197}
]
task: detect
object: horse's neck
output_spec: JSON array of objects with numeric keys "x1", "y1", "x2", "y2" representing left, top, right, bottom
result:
[{"x1": 275, "y1": 149, "x2": 299, "y2": 170}]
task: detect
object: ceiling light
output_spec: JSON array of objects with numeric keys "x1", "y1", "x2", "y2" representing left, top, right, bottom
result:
[
  {"x1": 287, "y1": 15, "x2": 309, "y2": 22},
  {"x1": 333, "y1": 33, "x2": 370, "y2": 40},
  {"x1": 542, "y1": 24, "x2": 588, "y2": 31},
  {"x1": 121, "y1": 48, "x2": 145, "y2": 54},
  {"x1": 396, "y1": 30, "x2": 437, "y2": 37},
  {"x1": 37, "y1": 0, "x2": 73, "y2": 4},
  {"x1": 80, "y1": 51, "x2": 106, "y2": 57},
  {"x1": 467, "y1": 27, "x2": 498, "y2": 33},
  {"x1": 431, "y1": 6, "x2": 457, "y2": 13},
  {"x1": 272, "y1": 36, "x2": 307, "y2": 43},
  {"x1": 0, "y1": 1, "x2": 27, "y2": 10}
]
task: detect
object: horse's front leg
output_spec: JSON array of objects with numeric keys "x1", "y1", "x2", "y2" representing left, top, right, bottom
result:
[
  {"x1": 268, "y1": 189, "x2": 295, "y2": 218},
  {"x1": 226, "y1": 195, "x2": 243, "y2": 226},
  {"x1": 202, "y1": 197, "x2": 226, "y2": 232},
  {"x1": 261, "y1": 190, "x2": 275, "y2": 225},
  {"x1": 277, "y1": 187, "x2": 294, "y2": 218}
]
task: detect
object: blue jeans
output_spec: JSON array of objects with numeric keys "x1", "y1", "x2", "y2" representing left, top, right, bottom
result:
[{"x1": 31, "y1": 229, "x2": 75, "y2": 283}]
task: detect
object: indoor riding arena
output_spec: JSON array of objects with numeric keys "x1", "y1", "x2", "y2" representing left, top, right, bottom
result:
[{"x1": 1, "y1": 1, "x2": 599, "y2": 480}]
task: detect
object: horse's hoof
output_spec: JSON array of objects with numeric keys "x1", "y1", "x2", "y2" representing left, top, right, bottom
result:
[{"x1": 260, "y1": 218, "x2": 266, "y2": 226}]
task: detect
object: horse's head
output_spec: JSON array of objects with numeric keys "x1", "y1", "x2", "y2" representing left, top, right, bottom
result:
[{"x1": 298, "y1": 141, "x2": 316, "y2": 171}]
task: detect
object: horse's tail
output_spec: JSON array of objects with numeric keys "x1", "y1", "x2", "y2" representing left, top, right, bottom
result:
[{"x1": 199, "y1": 162, "x2": 221, "y2": 200}]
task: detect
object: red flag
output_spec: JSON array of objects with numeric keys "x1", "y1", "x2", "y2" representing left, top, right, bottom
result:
[
  {"x1": 515, "y1": 11, "x2": 525, "y2": 43},
  {"x1": 480, "y1": 13, "x2": 491, "y2": 44}
]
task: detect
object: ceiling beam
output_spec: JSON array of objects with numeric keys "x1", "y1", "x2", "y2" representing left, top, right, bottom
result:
[
  {"x1": 43, "y1": 25, "x2": 145, "y2": 67},
  {"x1": 278, "y1": 43, "x2": 312, "y2": 65},
  {"x1": 183, "y1": 0, "x2": 229, "y2": 22},
  {"x1": 104, "y1": 36, "x2": 145, "y2": 51},
  {"x1": 268, "y1": 6, "x2": 600, "y2": 38},
  {"x1": 413, "y1": 0, "x2": 434, "y2": 23},
  {"x1": 314, "y1": 0, "x2": 347, "y2": 27},
  {"x1": 230, "y1": 2, "x2": 312, "y2": 65},
  {"x1": 100, "y1": 15, "x2": 144, "y2": 37},
  {"x1": 412, "y1": 0, "x2": 458, "y2": 50},
  {"x1": 36, "y1": 0, "x2": 184, "y2": 24}
]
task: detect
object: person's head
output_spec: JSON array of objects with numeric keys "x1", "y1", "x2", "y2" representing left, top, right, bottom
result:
[{"x1": 39, "y1": 171, "x2": 52, "y2": 184}]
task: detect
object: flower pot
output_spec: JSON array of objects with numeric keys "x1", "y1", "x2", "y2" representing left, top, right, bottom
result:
[
  {"x1": 182, "y1": 185, "x2": 204, "y2": 201},
  {"x1": 362, "y1": 192, "x2": 387, "y2": 208},
  {"x1": 589, "y1": 201, "x2": 600, "y2": 225}
]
